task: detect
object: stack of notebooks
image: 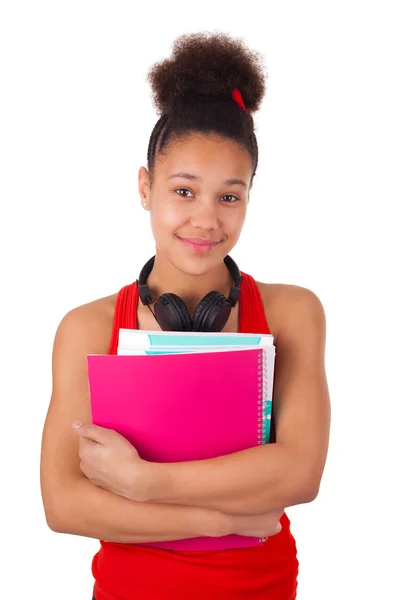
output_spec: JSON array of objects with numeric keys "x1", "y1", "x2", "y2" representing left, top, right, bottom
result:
[{"x1": 87, "y1": 329, "x2": 276, "y2": 551}]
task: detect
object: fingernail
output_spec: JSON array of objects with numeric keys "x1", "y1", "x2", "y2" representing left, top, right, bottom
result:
[{"x1": 72, "y1": 420, "x2": 83, "y2": 429}]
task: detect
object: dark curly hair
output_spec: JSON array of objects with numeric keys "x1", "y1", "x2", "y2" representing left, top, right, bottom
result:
[{"x1": 146, "y1": 31, "x2": 268, "y2": 186}]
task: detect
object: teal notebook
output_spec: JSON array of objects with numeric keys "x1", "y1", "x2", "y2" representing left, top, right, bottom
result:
[{"x1": 118, "y1": 328, "x2": 274, "y2": 349}]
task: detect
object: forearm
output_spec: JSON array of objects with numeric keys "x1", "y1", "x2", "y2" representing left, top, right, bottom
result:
[
  {"x1": 49, "y1": 476, "x2": 230, "y2": 543},
  {"x1": 146, "y1": 442, "x2": 314, "y2": 515}
]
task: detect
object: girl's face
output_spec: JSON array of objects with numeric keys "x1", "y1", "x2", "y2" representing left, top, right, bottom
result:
[{"x1": 138, "y1": 133, "x2": 253, "y2": 276}]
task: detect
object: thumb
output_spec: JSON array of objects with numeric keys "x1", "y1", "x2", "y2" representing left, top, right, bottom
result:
[{"x1": 72, "y1": 421, "x2": 106, "y2": 443}]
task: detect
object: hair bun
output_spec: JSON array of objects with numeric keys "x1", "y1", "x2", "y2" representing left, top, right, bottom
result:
[{"x1": 147, "y1": 31, "x2": 268, "y2": 115}]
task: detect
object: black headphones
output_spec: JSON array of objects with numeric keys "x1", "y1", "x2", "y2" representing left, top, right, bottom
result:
[{"x1": 136, "y1": 255, "x2": 243, "y2": 332}]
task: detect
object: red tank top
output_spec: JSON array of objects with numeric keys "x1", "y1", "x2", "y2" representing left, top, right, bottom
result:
[{"x1": 92, "y1": 272, "x2": 299, "y2": 600}]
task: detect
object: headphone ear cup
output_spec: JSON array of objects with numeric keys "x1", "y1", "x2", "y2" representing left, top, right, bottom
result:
[
  {"x1": 153, "y1": 293, "x2": 192, "y2": 331},
  {"x1": 192, "y1": 291, "x2": 232, "y2": 332}
]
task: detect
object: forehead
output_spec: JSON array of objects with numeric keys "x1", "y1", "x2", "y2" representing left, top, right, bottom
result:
[{"x1": 157, "y1": 133, "x2": 252, "y2": 180}]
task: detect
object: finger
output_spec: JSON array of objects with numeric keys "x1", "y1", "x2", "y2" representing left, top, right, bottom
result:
[
  {"x1": 78, "y1": 439, "x2": 93, "y2": 461},
  {"x1": 72, "y1": 421, "x2": 107, "y2": 443},
  {"x1": 79, "y1": 436, "x2": 97, "y2": 450}
]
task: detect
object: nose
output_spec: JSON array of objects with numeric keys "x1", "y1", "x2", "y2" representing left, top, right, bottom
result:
[{"x1": 190, "y1": 199, "x2": 220, "y2": 230}]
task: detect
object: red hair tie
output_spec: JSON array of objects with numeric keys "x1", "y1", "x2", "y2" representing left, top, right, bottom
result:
[{"x1": 231, "y1": 88, "x2": 247, "y2": 112}]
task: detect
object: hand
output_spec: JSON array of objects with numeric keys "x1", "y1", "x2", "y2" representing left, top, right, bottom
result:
[
  {"x1": 229, "y1": 508, "x2": 285, "y2": 539},
  {"x1": 72, "y1": 420, "x2": 147, "y2": 501}
]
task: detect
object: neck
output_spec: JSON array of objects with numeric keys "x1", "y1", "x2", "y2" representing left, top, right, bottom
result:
[{"x1": 145, "y1": 250, "x2": 235, "y2": 316}]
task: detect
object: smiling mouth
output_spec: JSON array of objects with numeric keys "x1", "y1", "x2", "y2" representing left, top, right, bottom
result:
[
  {"x1": 177, "y1": 236, "x2": 221, "y2": 253},
  {"x1": 179, "y1": 237, "x2": 220, "y2": 245}
]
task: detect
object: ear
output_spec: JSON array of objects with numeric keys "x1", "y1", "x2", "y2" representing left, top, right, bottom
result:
[{"x1": 138, "y1": 166, "x2": 151, "y2": 210}]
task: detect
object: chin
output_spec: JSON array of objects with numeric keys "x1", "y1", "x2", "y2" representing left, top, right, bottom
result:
[{"x1": 174, "y1": 243, "x2": 230, "y2": 276}]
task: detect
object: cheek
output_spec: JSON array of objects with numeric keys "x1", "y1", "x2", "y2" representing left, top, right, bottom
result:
[
  {"x1": 226, "y1": 210, "x2": 246, "y2": 235},
  {"x1": 150, "y1": 202, "x2": 185, "y2": 236}
]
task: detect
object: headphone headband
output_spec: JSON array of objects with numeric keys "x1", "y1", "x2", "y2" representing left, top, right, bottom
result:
[{"x1": 137, "y1": 254, "x2": 242, "y2": 307}]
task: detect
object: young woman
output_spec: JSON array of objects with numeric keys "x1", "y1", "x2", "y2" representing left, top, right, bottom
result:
[{"x1": 40, "y1": 32, "x2": 331, "y2": 600}]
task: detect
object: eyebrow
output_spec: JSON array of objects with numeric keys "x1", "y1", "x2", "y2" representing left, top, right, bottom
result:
[{"x1": 168, "y1": 172, "x2": 247, "y2": 188}]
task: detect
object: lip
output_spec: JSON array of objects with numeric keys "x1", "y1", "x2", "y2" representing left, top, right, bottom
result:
[{"x1": 177, "y1": 236, "x2": 220, "y2": 253}]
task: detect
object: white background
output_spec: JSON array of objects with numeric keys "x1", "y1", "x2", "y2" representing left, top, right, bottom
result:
[{"x1": 1, "y1": 1, "x2": 399, "y2": 598}]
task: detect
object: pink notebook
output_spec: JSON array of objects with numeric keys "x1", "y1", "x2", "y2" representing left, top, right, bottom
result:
[{"x1": 87, "y1": 347, "x2": 270, "y2": 551}]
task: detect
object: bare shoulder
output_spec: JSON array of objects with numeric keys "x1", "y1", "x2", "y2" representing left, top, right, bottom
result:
[
  {"x1": 68, "y1": 290, "x2": 118, "y2": 324},
  {"x1": 55, "y1": 291, "x2": 118, "y2": 352},
  {"x1": 254, "y1": 281, "x2": 326, "y2": 343}
]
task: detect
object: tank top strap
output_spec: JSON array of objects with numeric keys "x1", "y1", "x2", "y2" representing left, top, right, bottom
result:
[
  {"x1": 239, "y1": 271, "x2": 271, "y2": 335},
  {"x1": 108, "y1": 281, "x2": 138, "y2": 355}
]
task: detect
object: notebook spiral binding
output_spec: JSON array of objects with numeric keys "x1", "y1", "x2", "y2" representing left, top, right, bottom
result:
[{"x1": 257, "y1": 348, "x2": 271, "y2": 543}]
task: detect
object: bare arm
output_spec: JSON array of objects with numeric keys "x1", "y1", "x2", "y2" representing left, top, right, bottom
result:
[
  {"x1": 40, "y1": 303, "x2": 229, "y2": 543},
  {"x1": 50, "y1": 475, "x2": 227, "y2": 543}
]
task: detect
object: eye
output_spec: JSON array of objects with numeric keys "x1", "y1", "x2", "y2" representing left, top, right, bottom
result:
[
  {"x1": 222, "y1": 194, "x2": 239, "y2": 203},
  {"x1": 175, "y1": 188, "x2": 194, "y2": 198}
]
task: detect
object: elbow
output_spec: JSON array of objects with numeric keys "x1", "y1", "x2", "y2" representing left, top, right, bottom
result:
[
  {"x1": 294, "y1": 458, "x2": 325, "y2": 504},
  {"x1": 301, "y1": 484, "x2": 319, "y2": 503},
  {"x1": 298, "y1": 476, "x2": 321, "y2": 503},
  {"x1": 42, "y1": 498, "x2": 69, "y2": 534},
  {"x1": 44, "y1": 506, "x2": 64, "y2": 533},
  {"x1": 289, "y1": 466, "x2": 321, "y2": 505},
  {"x1": 41, "y1": 477, "x2": 85, "y2": 534},
  {"x1": 283, "y1": 478, "x2": 318, "y2": 509}
]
